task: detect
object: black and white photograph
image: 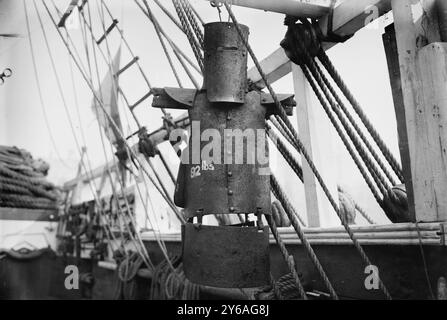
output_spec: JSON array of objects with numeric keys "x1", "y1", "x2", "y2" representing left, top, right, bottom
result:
[{"x1": 0, "y1": 0, "x2": 446, "y2": 306}]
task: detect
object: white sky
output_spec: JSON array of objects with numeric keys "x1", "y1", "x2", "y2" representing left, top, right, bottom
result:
[{"x1": 0, "y1": 0, "x2": 400, "y2": 225}]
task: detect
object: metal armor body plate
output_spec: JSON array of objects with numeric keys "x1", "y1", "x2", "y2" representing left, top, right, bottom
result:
[
  {"x1": 176, "y1": 90, "x2": 271, "y2": 219},
  {"x1": 204, "y1": 22, "x2": 249, "y2": 103},
  {"x1": 182, "y1": 223, "x2": 270, "y2": 288}
]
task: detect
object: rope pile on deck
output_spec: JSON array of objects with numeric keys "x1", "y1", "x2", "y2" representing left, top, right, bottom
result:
[{"x1": 0, "y1": 145, "x2": 61, "y2": 210}]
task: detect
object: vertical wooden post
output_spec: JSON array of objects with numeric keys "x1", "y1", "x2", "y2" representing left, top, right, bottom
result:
[
  {"x1": 292, "y1": 64, "x2": 339, "y2": 227},
  {"x1": 391, "y1": 0, "x2": 447, "y2": 221},
  {"x1": 382, "y1": 24, "x2": 416, "y2": 221}
]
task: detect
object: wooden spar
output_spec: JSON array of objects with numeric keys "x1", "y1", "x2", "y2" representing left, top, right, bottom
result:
[
  {"x1": 247, "y1": 0, "x2": 393, "y2": 89},
  {"x1": 141, "y1": 221, "x2": 446, "y2": 245},
  {"x1": 391, "y1": 0, "x2": 447, "y2": 222},
  {"x1": 292, "y1": 64, "x2": 338, "y2": 227},
  {"x1": 63, "y1": 112, "x2": 189, "y2": 190},
  {"x1": 205, "y1": 0, "x2": 331, "y2": 18},
  {"x1": 382, "y1": 24, "x2": 416, "y2": 221}
]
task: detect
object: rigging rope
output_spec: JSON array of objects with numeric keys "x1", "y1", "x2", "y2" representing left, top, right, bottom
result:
[
  {"x1": 224, "y1": 2, "x2": 392, "y2": 300},
  {"x1": 266, "y1": 213, "x2": 308, "y2": 300},
  {"x1": 42, "y1": 0, "x2": 177, "y2": 272},
  {"x1": 318, "y1": 50, "x2": 404, "y2": 182},
  {"x1": 172, "y1": 0, "x2": 204, "y2": 71},
  {"x1": 270, "y1": 174, "x2": 338, "y2": 299}
]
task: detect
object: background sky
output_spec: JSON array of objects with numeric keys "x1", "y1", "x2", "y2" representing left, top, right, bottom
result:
[{"x1": 0, "y1": 0, "x2": 400, "y2": 226}]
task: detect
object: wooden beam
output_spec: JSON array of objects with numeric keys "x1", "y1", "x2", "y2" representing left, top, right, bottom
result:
[
  {"x1": 63, "y1": 112, "x2": 189, "y2": 189},
  {"x1": 292, "y1": 64, "x2": 339, "y2": 227},
  {"x1": 382, "y1": 24, "x2": 416, "y2": 221},
  {"x1": 391, "y1": 0, "x2": 446, "y2": 221},
  {"x1": 205, "y1": 0, "x2": 331, "y2": 18},
  {"x1": 415, "y1": 43, "x2": 447, "y2": 221},
  {"x1": 0, "y1": 208, "x2": 58, "y2": 221},
  {"x1": 248, "y1": 0, "x2": 393, "y2": 88}
]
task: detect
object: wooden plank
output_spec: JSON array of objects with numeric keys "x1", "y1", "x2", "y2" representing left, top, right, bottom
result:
[
  {"x1": 391, "y1": 0, "x2": 444, "y2": 222},
  {"x1": 416, "y1": 42, "x2": 447, "y2": 221},
  {"x1": 0, "y1": 207, "x2": 58, "y2": 221},
  {"x1": 292, "y1": 64, "x2": 339, "y2": 227}
]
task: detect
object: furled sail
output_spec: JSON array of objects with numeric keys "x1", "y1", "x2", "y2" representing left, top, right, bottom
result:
[{"x1": 91, "y1": 47, "x2": 122, "y2": 146}]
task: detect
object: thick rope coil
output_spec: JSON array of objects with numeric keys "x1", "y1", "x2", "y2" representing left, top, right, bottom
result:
[
  {"x1": 270, "y1": 175, "x2": 338, "y2": 299},
  {"x1": 0, "y1": 163, "x2": 54, "y2": 188},
  {"x1": 266, "y1": 214, "x2": 308, "y2": 300},
  {"x1": 0, "y1": 182, "x2": 34, "y2": 196},
  {"x1": 0, "y1": 194, "x2": 59, "y2": 210}
]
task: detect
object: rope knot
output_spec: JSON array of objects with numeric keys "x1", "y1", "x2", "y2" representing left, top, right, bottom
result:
[{"x1": 280, "y1": 20, "x2": 321, "y2": 66}]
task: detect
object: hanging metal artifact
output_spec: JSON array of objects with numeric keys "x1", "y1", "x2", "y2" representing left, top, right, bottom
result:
[{"x1": 151, "y1": 22, "x2": 296, "y2": 288}]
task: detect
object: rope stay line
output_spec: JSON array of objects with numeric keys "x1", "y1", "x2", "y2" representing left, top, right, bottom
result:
[
  {"x1": 93, "y1": 0, "x2": 185, "y2": 227},
  {"x1": 223, "y1": 2, "x2": 392, "y2": 300},
  {"x1": 30, "y1": 0, "x2": 132, "y2": 262},
  {"x1": 49, "y1": 0, "x2": 155, "y2": 269},
  {"x1": 42, "y1": 0, "x2": 177, "y2": 272},
  {"x1": 317, "y1": 50, "x2": 404, "y2": 182},
  {"x1": 134, "y1": 0, "x2": 201, "y2": 88},
  {"x1": 282, "y1": 18, "x2": 409, "y2": 223},
  {"x1": 172, "y1": 0, "x2": 204, "y2": 71},
  {"x1": 91, "y1": 0, "x2": 185, "y2": 248},
  {"x1": 270, "y1": 174, "x2": 338, "y2": 299},
  {"x1": 266, "y1": 213, "x2": 308, "y2": 300}
]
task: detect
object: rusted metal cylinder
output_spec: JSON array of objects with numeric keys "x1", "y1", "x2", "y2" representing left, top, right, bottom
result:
[
  {"x1": 203, "y1": 22, "x2": 249, "y2": 103},
  {"x1": 437, "y1": 0, "x2": 447, "y2": 42}
]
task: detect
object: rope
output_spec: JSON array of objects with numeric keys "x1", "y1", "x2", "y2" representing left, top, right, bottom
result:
[
  {"x1": 266, "y1": 214, "x2": 308, "y2": 300},
  {"x1": 179, "y1": 0, "x2": 204, "y2": 47},
  {"x1": 93, "y1": 11, "x2": 173, "y2": 270},
  {"x1": 141, "y1": 0, "x2": 183, "y2": 88},
  {"x1": 301, "y1": 65, "x2": 387, "y2": 209},
  {"x1": 270, "y1": 175, "x2": 338, "y2": 299},
  {"x1": 0, "y1": 182, "x2": 34, "y2": 196},
  {"x1": 312, "y1": 58, "x2": 398, "y2": 187},
  {"x1": 0, "y1": 163, "x2": 53, "y2": 188},
  {"x1": 23, "y1": 0, "x2": 71, "y2": 170},
  {"x1": 224, "y1": 3, "x2": 391, "y2": 300},
  {"x1": 267, "y1": 123, "x2": 304, "y2": 183},
  {"x1": 172, "y1": 0, "x2": 204, "y2": 71},
  {"x1": 43, "y1": 0, "x2": 177, "y2": 272},
  {"x1": 134, "y1": 0, "x2": 201, "y2": 88},
  {"x1": 304, "y1": 57, "x2": 389, "y2": 196},
  {"x1": 318, "y1": 50, "x2": 404, "y2": 182},
  {"x1": 0, "y1": 194, "x2": 59, "y2": 210}
]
